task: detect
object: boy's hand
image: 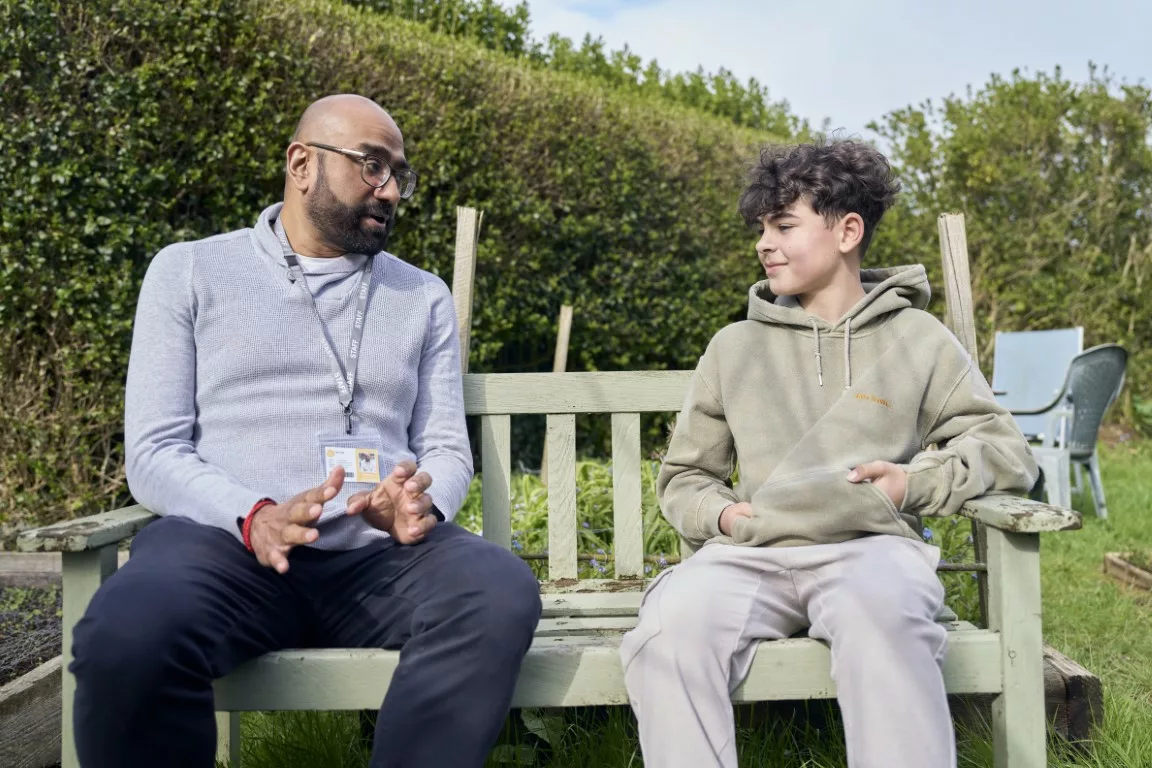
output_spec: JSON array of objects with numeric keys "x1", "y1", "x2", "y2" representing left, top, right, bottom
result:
[
  {"x1": 847, "y1": 461, "x2": 908, "y2": 508},
  {"x1": 719, "y1": 502, "x2": 753, "y2": 536}
]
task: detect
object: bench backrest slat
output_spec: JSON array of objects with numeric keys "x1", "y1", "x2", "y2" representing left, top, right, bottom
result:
[
  {"x1": 480, "y1": 414, "x2": 512, "y2": 548},
  {"x1": 611, "y1": 413, "x2": 644, "y2": 579},
  {"x1": 546, "y1": 414, "x2": 579, "y2": 579},
  {"x1": 466, "y1": 372, "x2": 692, "y2": 581},
  {"x1": 463, "y1": 371, "x2": 691, "y2": 414}
]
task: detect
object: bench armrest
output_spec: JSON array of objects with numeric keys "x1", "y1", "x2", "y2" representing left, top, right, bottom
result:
[
  {"x1": 958, "y1": 494, "x2": 1081, "y2": 533},
  {"x1": 16, "y1": 505, "x2": 158, "y2": 553}
]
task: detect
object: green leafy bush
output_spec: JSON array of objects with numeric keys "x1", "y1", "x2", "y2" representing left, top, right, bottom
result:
[{"x1": 0, "y1": 0, "x2": 772, "y2": 530}]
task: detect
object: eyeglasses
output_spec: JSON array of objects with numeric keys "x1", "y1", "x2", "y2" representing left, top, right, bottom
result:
[{"x1": 306, "y1": 142, "x2": 418, "y2": 199}]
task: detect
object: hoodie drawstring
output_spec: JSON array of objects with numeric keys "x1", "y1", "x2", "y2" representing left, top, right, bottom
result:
[
  {"x1": 844, "y1": 316, "x2": 852, "y2": 390},
  {"x1": 810, "y1": 319, "x2": 824, "y2": 387},
  {"x1": 810, "y1": 317, "x2": 853, "y2": 390}
]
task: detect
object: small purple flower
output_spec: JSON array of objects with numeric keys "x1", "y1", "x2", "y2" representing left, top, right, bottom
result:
[
  {"x1": 644, "y1": 565, "x2": 653, "y2": 575},
  {"x1": 596, "y1": 547, "x2": 605, "y2": 555},
  {"x1": 590, "y1": 558, "x2": 599, "y2": 568},
  {"x1": 971, "y1": 573, "x2": 979, "y2": 581},
  {"x1": 658, "y1": 556, "x2": 668, "y2": 567},
  {"x1": 966, "y1": 534, "x2": 974, "y2": 544},
  {"x1": 922, "y1": 528, "x2": 933, "y2": 541},
  {"x1": 582, "y1": 521, "x2": 590, "y2": 529}
]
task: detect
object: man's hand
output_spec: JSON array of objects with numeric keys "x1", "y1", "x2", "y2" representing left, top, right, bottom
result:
[
  {"x1": 719, "y1": 501, "x2": 753, "y2": 537},
  {"x1": 847, "y1": 461, "x2": 908, "y2": 508},
  {"x1": 346, "y1": 460, "x2": 437, "y2": 545},
  {"x1": 250, "y1": 466, "x2": 344, "y2": 574}
]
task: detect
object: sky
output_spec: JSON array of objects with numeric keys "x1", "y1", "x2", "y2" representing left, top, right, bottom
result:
[{"x1": 523, "y1": 0, "x2": 1152, "y2": 137}]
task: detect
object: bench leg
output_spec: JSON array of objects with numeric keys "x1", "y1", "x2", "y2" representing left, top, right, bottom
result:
[
  {"x1": 61, "y1": 547, "x2": 119, "y2": 768},
  {"x1": 216, "y1": 711, "x2": 242, "y2": 766},
  {"x1": 986, "y1": 528, "x2": 1046, "y2": 768}
]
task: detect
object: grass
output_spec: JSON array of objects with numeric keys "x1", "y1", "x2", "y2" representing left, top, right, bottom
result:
[{"x1": 227, "y1": 442, "x2": 1152, "y2": 767}]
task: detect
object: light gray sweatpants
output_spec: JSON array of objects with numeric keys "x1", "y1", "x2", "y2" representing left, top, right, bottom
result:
[{"x1": 619, "y1": 534, "x2": 954, "y2": 768}]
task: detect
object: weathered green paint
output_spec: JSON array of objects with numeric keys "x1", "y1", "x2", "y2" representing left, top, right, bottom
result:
[
  {"x1": 959, "y1": 494, "x2": 1080, "y2": 533},
  {"x1": 17, "y1": 506, "x2": 156, "y2": 553},
  {"x1": 61, "y1": 547, "x2": 118, "y2": 768},
  {"x1": 987, "y1": 528, "x2": 1046, "y2": 768}
]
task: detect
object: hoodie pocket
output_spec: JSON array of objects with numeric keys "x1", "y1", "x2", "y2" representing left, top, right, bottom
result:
[
  {"x1": 736, "y1": 467, "x2": 910, "y2": 546},
  {"x1": 860, "y1": 478, "x2": 903, "y2": 523}
]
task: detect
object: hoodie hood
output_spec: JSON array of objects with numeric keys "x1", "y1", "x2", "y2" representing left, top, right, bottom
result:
[
  {"x1": 746, "y1": 265, "x2": 932, "y2": 389},
  {"x1": 747, "y1": 264, "x2": 931, "y2": 330}
]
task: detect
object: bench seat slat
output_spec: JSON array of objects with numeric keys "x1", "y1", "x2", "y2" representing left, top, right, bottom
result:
[
  {"x1": 536, "y1": 616, "x2": 979, "y2": 637},
  {"x1": 541, "y1": 591, "x2": 643, "y2": 617},
  {"x1": 213, "y1": 627, "x2": 1002, "y2": 710}
]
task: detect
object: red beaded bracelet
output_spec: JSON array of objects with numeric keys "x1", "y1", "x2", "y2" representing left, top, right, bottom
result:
[{"x1": 242, "y1": 498, "x2": 276, "y2": 553}]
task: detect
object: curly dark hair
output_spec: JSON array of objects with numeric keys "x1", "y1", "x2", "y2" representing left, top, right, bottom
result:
[{"x1": 737, "y1": 140, "x2": 901, "y2": 257}]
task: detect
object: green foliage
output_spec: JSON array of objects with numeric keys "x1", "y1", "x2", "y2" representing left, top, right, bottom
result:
[
  {"x1": 535, "y1": 34, "x2": 801, "y2": 135},
  {"x1": 0, "y1": 0, "x2": 774, "y2": 529},
  {"x1": 348, "y1": 0, "x2": 801, "y2": 135},
  {"x1": 869, "y1": 65, "x2": 1152, "y2": 420},
  {"x1": 348, "y1": 0, "x2": 534, "y2": 56},
  {"x1": 454, "y1": 459, "x2": 680, "y2": 580}
]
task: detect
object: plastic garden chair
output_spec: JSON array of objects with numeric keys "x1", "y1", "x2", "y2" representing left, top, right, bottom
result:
[
  {"x1": 1012, "y1": 344, "x2": 1128, "y2": 518},
  {"x1": 991, "y1": 327, "x2": 1083, "y2": 442}
]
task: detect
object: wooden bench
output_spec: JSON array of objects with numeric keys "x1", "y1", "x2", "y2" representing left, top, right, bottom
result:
[
  {"x1": 20, "y1": 369, "x2": 1080, "y2": 768},
  {"x1": 19, "y1": 215, "x2": 1081, "y2": 767}
]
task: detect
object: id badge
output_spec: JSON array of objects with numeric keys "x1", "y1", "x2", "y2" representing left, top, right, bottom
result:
[{"x1": 318, "y1": 432, "x2": 385, "y2": 485}]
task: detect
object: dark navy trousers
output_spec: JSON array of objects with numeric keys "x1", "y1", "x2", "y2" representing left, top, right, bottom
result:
[{"x1": 70, "y1": 516, "x2": 542, "y2": 767}]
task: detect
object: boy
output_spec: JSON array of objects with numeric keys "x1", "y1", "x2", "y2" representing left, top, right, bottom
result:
[{"x1": 619, "y1": 140, "x2": 1038, "y2": 768}]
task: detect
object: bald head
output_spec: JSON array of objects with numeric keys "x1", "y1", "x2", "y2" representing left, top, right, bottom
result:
[
  {"x1": 291, "y1": 94, "x2": 401, "y2": 145},
  {"x1": 281, "y1": 95, "x2": 408, "y2": 258}
]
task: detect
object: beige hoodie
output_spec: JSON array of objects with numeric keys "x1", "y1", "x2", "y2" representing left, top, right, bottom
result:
[{"x1": 658, "y1": 265, "x2": 1039, "y2": 550}]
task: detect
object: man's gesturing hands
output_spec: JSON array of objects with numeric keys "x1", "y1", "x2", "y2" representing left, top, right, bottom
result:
[
  {"x1": 249, "y1": 466, "x2": 344, "y2": 574},
  {"x1": 250, "y1": 461, "x2": 437, "y2": 574},
  {"x1": 347, "y1": 460, "x2": 437, "y2": 544}
]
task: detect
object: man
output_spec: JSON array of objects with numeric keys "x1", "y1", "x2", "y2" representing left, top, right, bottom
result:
[{"x1": 71, "y1": 94, "x2": 542, "y2": 768}]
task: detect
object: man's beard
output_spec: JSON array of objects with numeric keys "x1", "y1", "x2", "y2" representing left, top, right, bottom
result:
[{"x1": 306, "y1": 166, "x2": 396, "y2": 255}]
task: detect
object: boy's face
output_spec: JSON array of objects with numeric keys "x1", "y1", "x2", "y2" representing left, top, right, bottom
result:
[{"x1": 755, "y1": 199, "x2": 859, "y2": 297}]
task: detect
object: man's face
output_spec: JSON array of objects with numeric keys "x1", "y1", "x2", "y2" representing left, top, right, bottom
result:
[
  {"x1": 306, "y1": 158, "x2": 398, "y2": 255},
  {"x1": 305, "y1": 123, "x2": 407, "y2": 255},
  {"x1": 754, "y1": 199, "x2": 846, "y2": 298}
]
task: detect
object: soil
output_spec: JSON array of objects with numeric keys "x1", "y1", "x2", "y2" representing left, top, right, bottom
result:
[{"x1": 0, "y1": 585, "x2": 62, "y2": 688}]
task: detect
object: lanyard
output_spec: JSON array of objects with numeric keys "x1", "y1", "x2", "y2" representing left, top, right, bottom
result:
[{"x1": 274, "y1": 217, "x2": 373, "y2": 434}]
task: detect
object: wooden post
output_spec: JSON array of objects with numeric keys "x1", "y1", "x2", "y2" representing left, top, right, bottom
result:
[
  {"x1": 937, "y1": 212, "x2": 990, "y2": 625},
  {"x1": 987, "y1": 528, "x2": 1046, "y2": 767},
  {"x1": 937, "y1": 213, "x2": 979, "y2": 366},
  {"x1": 60, "y1": 548, "x2": 118, "y2": 768},
  {"x1": 541, "y1": 305, "x2": 574, "y2": 486},
  {"x1": 451, "y1": 206, "x2": 482, "y2": 373},
  {"x1": 215, "y1": 712, "x2": 242, "y2": 766},
  {"x1": 551, "y1": 305, "x2": 574, "y2": 375}
]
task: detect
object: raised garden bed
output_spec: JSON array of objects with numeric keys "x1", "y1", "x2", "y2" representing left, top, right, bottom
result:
[
  {"x1": 1103, "y1": 552, "x2": 1152, "y2": 591},
  {"x1": 0, "y1": 585, "x2": 63, "y2": 767}
]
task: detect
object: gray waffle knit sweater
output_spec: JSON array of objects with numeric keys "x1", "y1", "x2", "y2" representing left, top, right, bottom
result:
[{"x1": 125, "y1": 202, "x2": 473, "y2": 550}]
